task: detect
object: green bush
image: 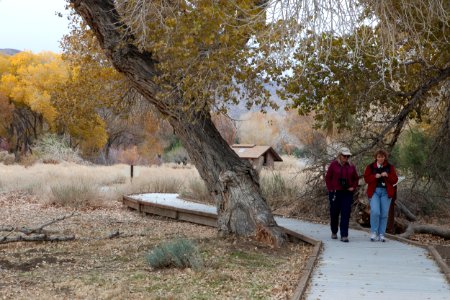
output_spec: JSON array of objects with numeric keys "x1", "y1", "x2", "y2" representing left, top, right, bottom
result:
[
  {"x1": 163, "y1": 145, "x2": 190, "y2": 164},
  {"x1": 292, "y1": 147, "x2": 309, "y2": 158},
  {"x1": 389, "y1": 128, "x2": 449, "y2": 218},
  {"x1": 146, "y1": 238, "x2": 203, "y2": 269},
  {"x1": 392, "y1": 128, "x2": 449, "y2": 189},
  {"x1": 391, "y1": 129, "x2": 429, "y2": 175}
]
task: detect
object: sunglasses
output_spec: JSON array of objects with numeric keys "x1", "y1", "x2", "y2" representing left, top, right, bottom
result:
[{"x1": 342, "y1": 155, "x2": 351, "y2": 158}]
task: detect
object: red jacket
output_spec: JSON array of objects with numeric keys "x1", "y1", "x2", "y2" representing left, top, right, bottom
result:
[
  {"x1": 325, "y1": 160, "x2": 359, "y2": 191},
  {"x1": 364, "y1": 161, "x2": 398, "y2": 198}
]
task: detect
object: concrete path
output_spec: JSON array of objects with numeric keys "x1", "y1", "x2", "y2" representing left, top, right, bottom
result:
[
  {"x1": 130, "y1": 194, "x2": 450, "y2": 300},
  {"x1": 276, "y1": 218, "x2": 450, "y2": 300}
]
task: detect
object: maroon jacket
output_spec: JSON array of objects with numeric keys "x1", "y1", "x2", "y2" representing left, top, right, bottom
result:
[
  {"x1": 325, "y1": 160, "x2": 359, "y2": 191},
  {"x1": 364, "y1": 161, "x2": 398, "y2": 198}
]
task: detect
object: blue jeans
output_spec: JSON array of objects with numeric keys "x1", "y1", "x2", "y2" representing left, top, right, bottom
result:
[
  {"x1": 370, "y1": 187, "x2": 391, "y2": 235},
  {"x1": 329, "y1": 190, "x2": 353, "y2": 237}
]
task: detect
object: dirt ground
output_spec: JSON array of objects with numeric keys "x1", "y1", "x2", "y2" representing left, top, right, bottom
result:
[{"x1": 0, "y1": 191, "x2": 312, "y2": 300}]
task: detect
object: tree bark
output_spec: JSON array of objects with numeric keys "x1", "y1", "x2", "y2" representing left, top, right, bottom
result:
[
  {"x1": 395, "y1": 200, "x2": 417, "y2": 222},
  {"x1": 70, "y1": 0, "x2": 286, "y2": 246}
]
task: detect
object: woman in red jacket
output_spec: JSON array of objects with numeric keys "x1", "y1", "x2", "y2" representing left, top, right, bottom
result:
[
  {"x1": 364, "y1": 150, "x2": 398, "y2": 242},
  {"x1": 325, "y1": 147, "x2": 359, "y2": 242}
]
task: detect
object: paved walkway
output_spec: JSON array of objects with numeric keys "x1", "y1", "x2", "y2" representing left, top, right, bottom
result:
[
  {"x1": 130, "y1": 194, "x2": 450, "y2": 300},
  {"x1": 276, "y1": 218, "x2": 450, "y2": 300}
]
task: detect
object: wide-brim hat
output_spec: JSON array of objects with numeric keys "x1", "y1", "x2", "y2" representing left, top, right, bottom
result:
[{"x1": 340, "y1": 147, "x2": 352, "y2": 156}]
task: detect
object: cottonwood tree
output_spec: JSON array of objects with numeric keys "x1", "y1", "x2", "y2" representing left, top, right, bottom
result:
[
  {"x1": 68, "y1": 0, "x2": 448, "y2": 243},
  {"x1": 211, "y1": 113, "x2": 237, "y2": 146},
  {"x1": 69, "y1": 0, "x2": 287, "y2": 245},
  {"x1": 280, "y1": 17, "x2": 448, "y2": 175},
  {"x1": 0, "y1": 93, "x2": 13, "y2": 138},
  {"x1": 0, "y1": 52, "x2": 68, "y2": 157},
  {"x1": 60, "y1": 18, "x2": 169, "y2": 162},
  {"x1": 278, "y1": 0, "x2": 449, "y2": 235},
  {"x1": 283, "y1": 0, "x2": 448, "y2": 150}
]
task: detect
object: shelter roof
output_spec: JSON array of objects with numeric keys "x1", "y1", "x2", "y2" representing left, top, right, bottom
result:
[{"x1": 231, "y1": 144, "x2": 283, "y2": 161}]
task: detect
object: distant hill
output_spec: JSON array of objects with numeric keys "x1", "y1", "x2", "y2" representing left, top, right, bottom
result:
[
  {"x1": 227, "y1": 81, "x2": 291, "y2": 120},
  {"x1": 0, "y1": 48, "x2": 21, "y2": 56}
]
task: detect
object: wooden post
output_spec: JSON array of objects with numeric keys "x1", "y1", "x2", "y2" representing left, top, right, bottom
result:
[{"x1": 130, "y1": 164, "x2": 134, "y2": 182}]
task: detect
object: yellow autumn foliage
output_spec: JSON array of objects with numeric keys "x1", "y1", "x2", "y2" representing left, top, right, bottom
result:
[
  {"x1": 0, "y1": 52, "x2": 67, "y2": 126},
  {"x1": 0, "y1": 50, "x2": 117, "y2": 154}
]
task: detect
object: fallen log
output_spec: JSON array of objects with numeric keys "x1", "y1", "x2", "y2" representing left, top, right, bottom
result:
[
  {"x1": 0, "y1": 212, "x2": 78, "y2": 244},
  {"x1": 0, "y1": 234, "x2": 75, "y2": 244},
  {"x1": 0, "y1": 226, "x2": 14, "y2": 232},
  {"x1": 400, "y1": 223, "x2": 450, "y2": 239},
  {"x1": 18, "y1": 212, "x2": 77, "y2": 235}
]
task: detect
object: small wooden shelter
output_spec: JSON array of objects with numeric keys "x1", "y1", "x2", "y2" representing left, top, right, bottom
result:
[{"x1": 231, "y1": 144, "x2": 282, "y2": 172}]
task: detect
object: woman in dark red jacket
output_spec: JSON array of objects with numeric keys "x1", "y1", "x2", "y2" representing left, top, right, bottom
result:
[
  {"x1": 325, "y1": 147, "x2": 359, "y2": 242},
  {"x1": 364, "y1": 149, "x2": 398, "y2": 242}
]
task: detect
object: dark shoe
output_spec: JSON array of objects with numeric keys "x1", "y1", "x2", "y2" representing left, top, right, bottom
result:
[
  {"x1": 341, "y1": 237, "x2": 349, "y2": 243},
  {"x1": 331, "y1": 233, "x2": 338, "y2": 239}
]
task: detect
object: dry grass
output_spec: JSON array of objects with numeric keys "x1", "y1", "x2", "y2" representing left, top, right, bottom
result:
[
  {"x1": 0, "y1": 157, "x2": 309, "y2": 211},
  {"x1": 0, "y1": 163, "x2": 201, "y2": 208},
  {"x1": 0, "y1": 159, "x2": 315, "y2": 298},
  {"x1": 0, "y1": 190, "x2": 312, "y2": 299}
]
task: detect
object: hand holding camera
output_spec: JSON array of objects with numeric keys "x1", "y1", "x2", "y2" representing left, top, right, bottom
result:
[{"x1": 339, "y1": 178, "x2": 348, "y2": 189}]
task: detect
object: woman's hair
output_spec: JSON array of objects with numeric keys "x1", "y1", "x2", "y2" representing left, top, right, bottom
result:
[{"x1": 374, "y1": 149, "x2": 389, "y2": 159}]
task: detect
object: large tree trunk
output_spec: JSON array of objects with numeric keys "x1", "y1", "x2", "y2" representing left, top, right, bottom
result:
[{"x1": 70, "y1": 0, "x2": 286, "y2": 246}]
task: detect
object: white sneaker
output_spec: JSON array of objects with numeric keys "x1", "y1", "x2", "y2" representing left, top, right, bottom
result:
[
  {"x1": 370, "y1": 232, "x2": 378, "y2": 242},
  {"x1": 379, "y1": 234, "x2": 386, "y2": 242}
]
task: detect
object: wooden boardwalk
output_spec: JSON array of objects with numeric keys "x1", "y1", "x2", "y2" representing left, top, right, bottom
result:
[{"x1": 124, "y1": 193, "x2": 450, "y2": 300}]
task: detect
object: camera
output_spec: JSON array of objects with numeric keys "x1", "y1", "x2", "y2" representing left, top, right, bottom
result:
[{"x1": 339, "y1": 178, "x2": 348, "y2": 189}]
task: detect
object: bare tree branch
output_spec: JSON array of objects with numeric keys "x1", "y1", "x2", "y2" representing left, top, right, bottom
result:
[
  {"x1": 0, "y1": 213, "x2": 78, "y2": 244},
  {"x1": 17, "y1": 212, "x2": 77, "y2": 235},
  {"x1": 0, "y1": 234, "x2": 75, "y2": 244},
  {"x1": 354, "y1": 66, "x2": 450, "y2": 155}
]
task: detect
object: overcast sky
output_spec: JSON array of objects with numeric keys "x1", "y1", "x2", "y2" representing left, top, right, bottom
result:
[{"x1": 0, "y1": 0, "x2": 70, "y2": 53}]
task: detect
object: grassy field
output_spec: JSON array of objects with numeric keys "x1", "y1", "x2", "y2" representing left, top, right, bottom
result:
[
  {"x1": 0, "y1": 159, "x2": 313, "y2": 299},
  {"x1": 0, "y1": 156, "x2": 308, "y2": 209}
]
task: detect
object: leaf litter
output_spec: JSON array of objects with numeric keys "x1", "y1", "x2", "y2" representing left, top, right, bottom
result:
[{"x1": 0, "y1": 191, "x2": 312, "y2": 299}]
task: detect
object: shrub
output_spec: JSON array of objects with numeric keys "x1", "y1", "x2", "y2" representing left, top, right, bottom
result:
[
  {"x1": 33, "y1": 134, "x2": 83, "y2": 163},
  {"x1": 163, "y1": 146, "x2": 190, "y2": 165},
  {"x1": 146, "y1": 238, "x2": 203, "y2": 269},
  {"x1": 116, "y1": 146, "x2": 140, "y2": 165},
  {"x1": 20, "y1": 154, "x2": 39, "y2": 167},
  {"x1": 0, "y1": 151, "x2": 15, "y2": 165},
  {"x1": 179, "y1": 178, "x2": 212, "y2": 204},
  {"x1": 391, "y1": 128, "x2": 449, "y2": 213},
  {"x1": 128, "y1": 177, "x2": 184, "y2": 195},
  {"x1": 47, "y1": 180, "x2": 103, "y2": 208},
  {"x1": 260, "y1": 171, "x2": 300, "y2": 209}
]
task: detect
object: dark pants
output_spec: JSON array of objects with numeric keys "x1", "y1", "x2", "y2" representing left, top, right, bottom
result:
[
  {"x1": 329, "y1": 190, "x2": 353, "y2": 237},
  {"x1": 386, "y1": 188, "x2": 397, "y2": 234}
]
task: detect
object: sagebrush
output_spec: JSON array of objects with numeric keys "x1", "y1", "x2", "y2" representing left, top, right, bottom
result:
[{"x1": 146, "y1": 238, "x2": 203, "y2": 269}]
